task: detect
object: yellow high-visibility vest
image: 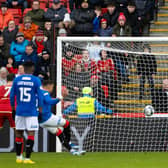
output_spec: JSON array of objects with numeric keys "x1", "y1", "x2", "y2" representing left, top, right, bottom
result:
[{"x1": 76, "y1": 97, "x2": 95, "y2": 114}]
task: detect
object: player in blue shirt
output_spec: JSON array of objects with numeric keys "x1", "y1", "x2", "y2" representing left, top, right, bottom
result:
[
  {"x1": 10, "y1": 61, "x2": 43, "y2": 164},
  {"x1": 39, "y1": 80, "x2": 85, "y2": 155}
]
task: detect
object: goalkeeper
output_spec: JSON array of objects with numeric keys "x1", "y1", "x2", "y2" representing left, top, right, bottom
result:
[{"x1": 63, "y1": 87, "x2": 113, "y2": 118}]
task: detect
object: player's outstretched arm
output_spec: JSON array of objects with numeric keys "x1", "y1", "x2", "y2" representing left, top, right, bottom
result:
[
  {"x1": 63, "y1": 102, "x2": 77, "y2": 115},
  {"x1": 44, "y1": 92, "x2": 61, "y2": 105},
  {"x1": 94, "y1": 100, "x2": 113, "y2": 114}
]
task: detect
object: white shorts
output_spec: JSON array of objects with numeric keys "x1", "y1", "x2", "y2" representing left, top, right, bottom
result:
[
  {"x1": 40, "y1": 114, "x2": 66, "y2": 134},
  {"x1": 15, "y1": 116, "x2": 39, "y2": 131}
]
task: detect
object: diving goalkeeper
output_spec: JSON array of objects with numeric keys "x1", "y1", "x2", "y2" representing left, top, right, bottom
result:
[
  {"x1": 38, "y1": 80, "x2": 85, "y2": 155},
  {"x1": 63, "y1": 87, "x2": 113, "y2": 118}
]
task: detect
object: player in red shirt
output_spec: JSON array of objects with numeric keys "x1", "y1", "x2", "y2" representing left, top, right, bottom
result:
[{"x1": 0, "y1": 73, "x2": 15, "y2": 129}]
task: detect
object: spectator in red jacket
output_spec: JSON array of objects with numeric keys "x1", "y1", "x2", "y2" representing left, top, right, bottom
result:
[
  {"x1": 81, "y1": 49, "x2": 97, "y2": 74},
  {"x1": 98, "y1": 50, "x2": 118, "y2": 102},
  {"x1": 6, "y1": 56, "x2": 18, "y2": 74},
  {"x1": 97, "y1": 49, "x2": 117, "y2": 80},
  {"x1": 62, "y1": 46, "x2": 77, "y2": 76}
]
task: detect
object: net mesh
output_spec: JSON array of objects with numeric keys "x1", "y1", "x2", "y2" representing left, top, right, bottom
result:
[{"x1": 58, "y1": 38, "x2": 168, "y2": 152}]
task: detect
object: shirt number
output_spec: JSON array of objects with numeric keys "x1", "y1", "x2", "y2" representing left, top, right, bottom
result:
[
  {"x1": 19, "y1": 87, "x2": 31, "y2": 102},
  {"x1": 4, "y1": 86, "x2": 11, "y2": 97}
]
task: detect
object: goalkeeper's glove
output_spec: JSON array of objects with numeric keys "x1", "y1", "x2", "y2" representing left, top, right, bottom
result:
[{"x1": 12, "y1": 109, "x2": 16, "y2": 121}]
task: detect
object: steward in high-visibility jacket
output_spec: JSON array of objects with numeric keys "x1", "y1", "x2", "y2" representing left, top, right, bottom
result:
[{"x1": 63, "y1": 87, "x2": 113, "y2": 118}]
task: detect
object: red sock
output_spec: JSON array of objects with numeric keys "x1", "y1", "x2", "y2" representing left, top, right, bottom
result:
[{"x1": 64, "y1": 120, "x2": 70, "y2": 128}]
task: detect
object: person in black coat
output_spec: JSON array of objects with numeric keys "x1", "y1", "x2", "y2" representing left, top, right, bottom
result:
[
  {"x1": 125, "y1": 1, "x2": 142, "y2": 36},
  {"x1": 102, "y1": 1, "x2": 119, "y2": 28},
  {"x1": 3, "y1": 20, "x2": 18, "y2": 44},
  {"x1": 37, "y1": 50, "x2": 50, "y2": 80},
  {"x1": 137, "y1": 44, "x2": 157, "y2": 100},
  {"x1": 71, "y1": 0, "x2": 96, "y2": 36},
  {"x1": 152, "y1": 79, "x2": 168, "y2": 113}
]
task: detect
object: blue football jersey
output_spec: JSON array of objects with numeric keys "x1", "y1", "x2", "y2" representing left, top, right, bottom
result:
[
  {"x1": 10, "y1": 74, "x2": 43, "y2": 117},
  {"x1": 39, "y1": 89, "x2": 60, "y2": 123}
]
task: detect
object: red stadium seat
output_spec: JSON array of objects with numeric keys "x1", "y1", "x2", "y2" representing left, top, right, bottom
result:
[
  {"x1": 8, "y1": 9, "x2": 22, "y2": 25},
  {"x1": 23, "y1": 8, "x2": 32, "y2": 17},
  {"x1": 101, "y1": 8, "x2": 107, "y2": 15},
  {"x1": 39, "y1": 0, "x2": 48, "y2": 9}
]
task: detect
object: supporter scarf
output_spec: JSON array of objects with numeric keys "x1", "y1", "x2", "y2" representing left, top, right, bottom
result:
[{"x1": 35, "y1": 39, "x2": 44, "y2": 54}]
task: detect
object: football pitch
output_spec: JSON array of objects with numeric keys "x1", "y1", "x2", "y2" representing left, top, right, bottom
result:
[{"x1": 1, "y1": 152, "x2": 168, "y2": 168}]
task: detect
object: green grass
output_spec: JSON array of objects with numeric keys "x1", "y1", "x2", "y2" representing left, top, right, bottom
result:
[{"x1": 1, "y1": 152, "x2": 168, "y2": 168}]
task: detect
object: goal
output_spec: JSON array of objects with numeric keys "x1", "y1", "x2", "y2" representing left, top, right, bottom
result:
[{"x1": 56, "y1": 37, "x2": 168, "y2": 152}]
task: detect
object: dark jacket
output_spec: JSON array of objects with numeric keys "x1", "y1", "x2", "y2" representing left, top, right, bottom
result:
[
  {"x1": 137, "y1": 54, "x2": 157, "y2": 76},
  {"x1": 44, "y1": 6, "x2": 68, "y2": 25},
  {"x1": 21, "y1": 50, "x2": 38, "y2": 65},
  {"x1": 71, "y1": 8, "x2": 95, "y2": 35},
  {"x1": 0, "y1": 43, "x2": 10, "y2": 66},
  {"x1": 97, "y1": 27, "x2": 112, "y2": 36},
  {"x1": 102, "y1": 9, "x2": 119, "y2": 28},
  {"x1": 26, "y1": 9, "x2": 45, "y2": 28},
  {"x1": 125, "y1": 10, "x2": 142, "y2": 36},
  {"x1": 152, "y1": 88, "x2": 168, "y2": 113},
  {"x1": 3, "y1": 26, "x2": 19, "y2": 44},
  {"x1": 37, "y1": 57, "x2": 50, "y2": 80},
  {"x1": 113, "y1": 22, "x2": 132, "y2": 36}
]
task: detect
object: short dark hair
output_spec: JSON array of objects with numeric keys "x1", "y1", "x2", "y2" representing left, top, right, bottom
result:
[
  {"x1": 7, "y1": 73, "x2": 15, "y2": 82},
  {"x1": 42, "y1": 80, "x2": 54, "y2": 86},
  {"x1": 23, "y1": 61, "x2": 35, "y2": 73}
]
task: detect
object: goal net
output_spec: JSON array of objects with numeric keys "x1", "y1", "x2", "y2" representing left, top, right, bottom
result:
[{"x1": 56, "y1": 37, "x2": 168, "y2": 152}]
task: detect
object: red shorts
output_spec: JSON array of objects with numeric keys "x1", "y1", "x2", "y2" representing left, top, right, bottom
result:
[{"x1": 0, "y1": 113, "x2": 15, "y2": 128}]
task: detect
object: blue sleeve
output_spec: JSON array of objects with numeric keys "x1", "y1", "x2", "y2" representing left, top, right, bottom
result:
[
  {"x1": 63, "y1": 102, "x2": 77, "y2": 115},
  {"x1": 44, "y1": 93, "x2": 60, "y2": 105},
  {"x1": 36, "y1": 78, "x2": 43, "y2": 107},
  {"x1": 10, "y1": 79, "x2": 16, "y2": 106},
  {"x1": 10, "y1": 42, "x2": 18, "y2": 56},
  {"x1": 94, "y1": 100, "x2": 113, "y2": 114},
  {"x1": 16, "y1": 40, "x2": 28, "y2": 53}
]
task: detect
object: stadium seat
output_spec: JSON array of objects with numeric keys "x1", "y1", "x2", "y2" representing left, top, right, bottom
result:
[
  {"x1": 39, "y1": 0, "x2": 48, "y2": 9},
  {"x1": 8, "y1": 9, "x2": 22, "y2": 25},
  {"x1": 101, "y1": 8, "x2": 108, "y2": 15},
  {"x1": 23, "y1": 8, "x2": 32, "y2": 17}
]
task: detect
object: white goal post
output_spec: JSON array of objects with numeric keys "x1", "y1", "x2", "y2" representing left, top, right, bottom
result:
[{"x1": 56, "y1": 37, "x2": 168, "y2": 152}]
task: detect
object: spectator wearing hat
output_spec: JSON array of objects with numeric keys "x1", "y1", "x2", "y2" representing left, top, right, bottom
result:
[
  {"x1": 63, "y1": 86, "x2": 113, "y2": 118},
  {"x1": 37, "y1": 49, "x2": 50, "y2": 80},
  {"x1": 112, "y1": 12, "x2": 131, "y2": 36},
  {"x1": 58, "y1": 28, "x2": 67, "y2": 36},
  {"x1": 97, "y1": 18, "x2": 112, "y2": 36},
  {"x1": 125, "y1": 1, "x2": 142, "y2": 36},
  {"x1": 10, "y1": 32, "x2": 29, "y2": 65},
  {"x1": 0, "y1": 3, "x2": 14, "y2": 31},
  {"x1": 19, "y1": 16, "x2": 39, "y2": 41},
  {"x1": 0, "y1": 35, "x2": 10, "y2": 67},
  {"x1": 7, "y1": 0, "x2": 28, "y2": 10},
  {"x1": 26, "y1": 0, "x2": 45, "y2": 29},
  {"x1": 71, "y1": 0, "x2": 96, "y2": 36},
  {"x1": 3, "y1": 20, "x2": 19, "y2": 44},
  {"x1": 30, "y1": 30, "x2": 48, "y2": 56},
  {"x1": 102, "y1": 2, "x2": 119, "y2": 28},
  {"x1": 44, "y1": 0, "x2": 68, "y2": 26},
  {"x1": 58, "y1": 13, "x2": 75, "y2": 36}
]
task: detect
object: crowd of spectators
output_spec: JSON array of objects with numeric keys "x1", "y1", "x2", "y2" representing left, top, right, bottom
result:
[{"x1": 0, "y1": 0, "x2": 161, "y2": 112}]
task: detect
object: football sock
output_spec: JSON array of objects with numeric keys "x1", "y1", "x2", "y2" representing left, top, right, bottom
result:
[
  {"x1": 57, "y1": 128, "x2": 71, "y2": 151},
  {"x1": 25, "y1": 136, "x2": 34, "y2": 159},
  {"x1": 15, "y1": 137, "x2": 23, "y2": 157},
  {"x1": 63, "y1": 120, "x2": 71, "y2": 143}
]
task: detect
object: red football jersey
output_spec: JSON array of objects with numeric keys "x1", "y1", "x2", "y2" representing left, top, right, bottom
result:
[{"x1": 0, "y1": 84, "x2": 12, "y2": 114}]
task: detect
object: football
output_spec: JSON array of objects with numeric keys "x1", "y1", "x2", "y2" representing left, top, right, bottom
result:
[{"x1": 144, "y1": 105, "x2": 155, "y2": 116}]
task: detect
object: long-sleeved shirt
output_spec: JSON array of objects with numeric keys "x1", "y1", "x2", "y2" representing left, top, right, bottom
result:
[
  {"x1": 39, "y1": 89, "x2": 60, "y2": 123},
  {"x1": 63, "y1": 95, "x2": 113, "y2": 118}
]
